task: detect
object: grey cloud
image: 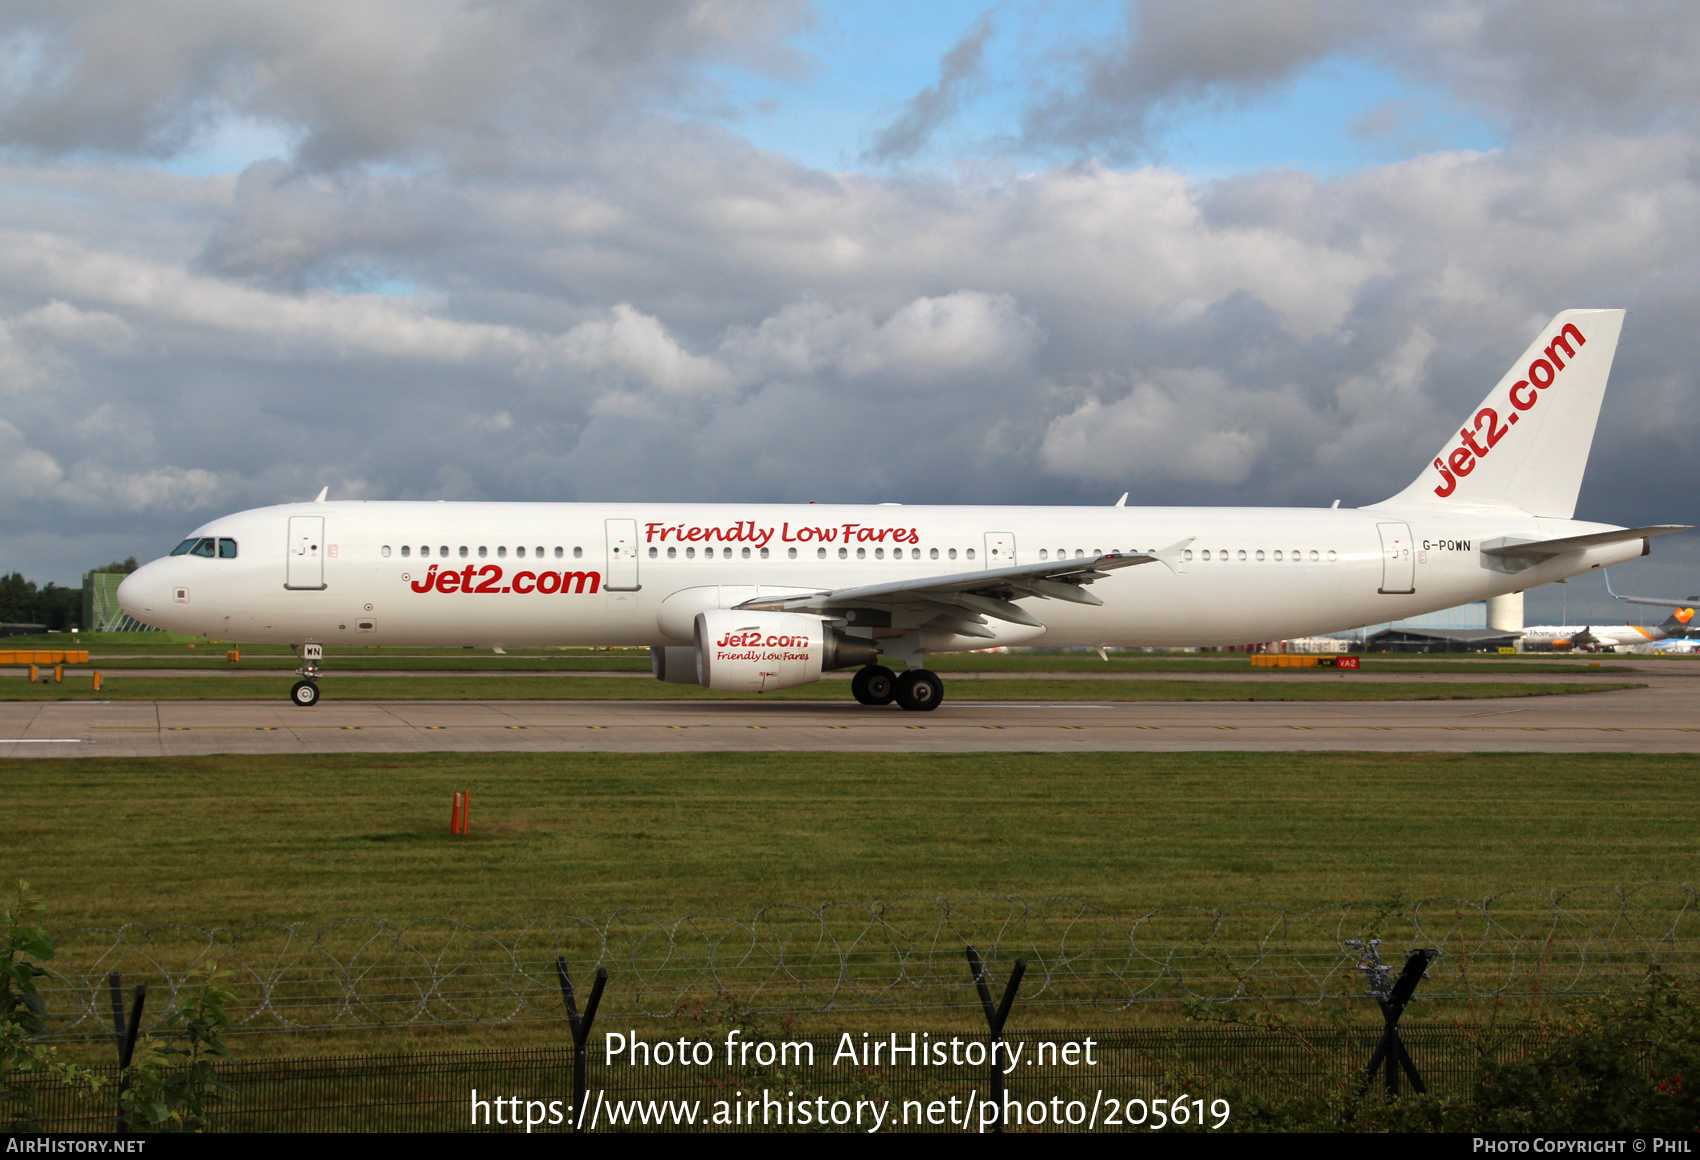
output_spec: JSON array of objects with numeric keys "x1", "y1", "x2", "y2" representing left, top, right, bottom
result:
[
  {"x1": 863, "y1": 11, "x2": 997, "y2": 163},
  {"x1": 0, "y1": 1, "x2": 808, "y2": 169},
  {"x1": 1022, "y1": 0, "x2": 1361, "y2": 156}
]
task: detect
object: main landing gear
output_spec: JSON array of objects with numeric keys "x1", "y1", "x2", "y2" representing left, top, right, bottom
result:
[
  {"x1": 290, "y1": 643, "x2": 323, "y2": 707},
  {"x1": 851, "y1": 664, "x2": 944, "y2": 711}
]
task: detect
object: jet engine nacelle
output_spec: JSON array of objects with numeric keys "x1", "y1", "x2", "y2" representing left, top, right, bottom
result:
[{"x1": 692, "y1": 609, "x2": 876, "y2": 691}]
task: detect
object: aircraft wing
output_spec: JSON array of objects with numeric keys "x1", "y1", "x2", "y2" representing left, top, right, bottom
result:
[
  {"x1": 733, "y1": 539, "x2": 1192, "y2": 635},
  {"x1": 1603, "y1": 569, "x2": 1700, "y2": 609}
]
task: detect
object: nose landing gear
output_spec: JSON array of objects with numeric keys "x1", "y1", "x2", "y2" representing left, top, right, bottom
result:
[{"x1": 290, "y1": 643, "x2": 323, "y2": 707}]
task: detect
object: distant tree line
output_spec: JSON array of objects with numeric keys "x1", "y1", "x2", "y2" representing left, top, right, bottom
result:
[{"x1": 0, "y1": 559, "x2": 136, "y2": 631}]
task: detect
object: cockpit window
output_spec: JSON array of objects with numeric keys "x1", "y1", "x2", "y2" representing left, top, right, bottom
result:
[
  {"x1": 170, "y1": 538, "x2": 198, "y2": 556},
  {"x1": 218, "y1": 538, "x2": 238, "y2": 558},
  {"x1": 189, "y1": 537, "x2": 217, "y2": 558}
]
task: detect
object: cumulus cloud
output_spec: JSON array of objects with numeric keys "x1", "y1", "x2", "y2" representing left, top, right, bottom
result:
[{"x1": 1, "y1": 0, "x2": 1700, "y2": 615}]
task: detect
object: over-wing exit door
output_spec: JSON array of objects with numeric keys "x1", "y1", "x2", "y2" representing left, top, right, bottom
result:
[
  {"x1": 286, "y1": 516, "x2": 326, "y2": 590},
  {"x1": 984, "y1": 532, "x2": 1016, "y2": 567},
  {"x1": 1377, "y1": 522, "x2": 1415, "y2": 594},
  {"x1": 606, "y1": 519, "x2": 640, "y2": 591}
]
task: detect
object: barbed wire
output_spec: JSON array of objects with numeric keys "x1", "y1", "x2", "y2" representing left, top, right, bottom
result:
[{"x1": 36, "y1": 884, "x2": 1697, "y2": 1038}]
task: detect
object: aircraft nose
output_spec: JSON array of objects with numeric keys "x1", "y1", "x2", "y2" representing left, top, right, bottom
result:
[{"x1": 116, "y1": 562, "x2": 166, "y2": 627}]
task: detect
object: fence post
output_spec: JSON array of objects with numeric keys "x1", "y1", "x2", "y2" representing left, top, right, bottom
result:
[
  {"x1": 556, "y1": 958, "x2": 607, "y2": 1134},
  {"x1": 1345, "y1": 945, "x2": 1435, "y2": 1119},
  {"x1": 965, "y1": 945, "x2": 1025, "y2": 1135},
  {"x1": 108, "y1": 979, "x2": 147, "y2": 1136}
]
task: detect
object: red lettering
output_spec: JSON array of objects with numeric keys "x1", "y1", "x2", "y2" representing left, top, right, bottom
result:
[
  {"x1": 560, "y1": 571, "x2": 600, "y2": 594},
  {"x1": 1433, "y1": 458, "x2": 1458, "y2": 498},
  {"x1": 1544, "y1": 323, "x2": 1584, "y2": 368},
  {"x1": 1448, "y1": 446, "x2": 1476, "y2": 476},
  {"x1": 512, "y1": 571, "x2": 536, "y2": 594},
  {"x1": 474, "y1": 565, "x2": 502, "y2": 593},
  {"x1": 1509, "y1": 380, "x2": 1538, "y2": 410},
  {"x1": 1459, "y1": 426, "x2": 1490, "y2": 457},
  {"x1": 410, "y1": 565, "x2": 438, "y2": 593},
  {"x1": 1528, "y1": 358, "x2": 1556, "y2": 388},
  {"x1": 436, "y1": 570, "x2": 461, "y2": 594},
  {"x1": 1474, "y1": 407, "x2": 1509, "y2": 448},
  {"x1": 536, "y1": 571, "x2": 561, "y2": 594}
]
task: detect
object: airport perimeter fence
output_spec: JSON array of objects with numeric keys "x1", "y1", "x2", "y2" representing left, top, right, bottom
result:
[
  {"x1": 31, "y1": 883, "x2": 1698, "y2": 1041},
  {"x1": 21, "y1": 1025, "x2": 1543, "y2": 1133}
]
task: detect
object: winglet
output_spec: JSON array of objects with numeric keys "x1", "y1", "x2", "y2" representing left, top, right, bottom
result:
[
  {"x1": 1151, "y1": 536, "x2": 1195, "y2": 575},
  {"x1": 313, "y1": 486, "x2": 329, "y2": 503},
  {"x1": 1114, "y1": 492, "x2": 1128, "y2": 508}
]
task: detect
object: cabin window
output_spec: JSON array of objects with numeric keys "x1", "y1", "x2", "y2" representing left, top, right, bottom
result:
[
  {"x1": 874, "y1": 547, "x2": 884, "y2": 559},
  {"x1": 219, "y1": 539, "x2": 239, "y2": 558},
  {"x1": 554, "y1": 547, "x2": 563, "y2": 558},
  {"x1": 1255, "y1": 550, "x2": 1264, "y2": 561},
  {"x1": 400, "y1": 545, "x2": 411, "y2": 558},
  {"x1": 912, "y1": 548, "x2": 920, "y2": 559},
  {"x1": 1328, "y1": 550, "x2": 1337, "y2": 561},
  {"x1": 478, "y1": 546, "x2": 488, "y2": 558},
  {"x1": 1039, "y1": 549, "x2": 1048, "y2": 560},
  {"x1": 1309, "y1": 550, "x2": 1320, "y2": 561},
  {"x1": 1201, "y1": 550, "x2": 1211, "y2": 561},
  {"x1": 966, "y1": 548, "x2": 976, "y2": 560},
  {"x1": 515, "y1": 546, "x2": 525, "y2": 558},
  {"x1": 684, "y1": 547, "x2": 694, "y2": 558},
  {"x1": 1237, "y1": 550, "x2": 1247, "y2": 561},
  {"x1": 573, "y1": 546, "x2": 583, "y2": 558},
  {"x1": 535, "y1": 547, "x2": 544, "y2": 558},
  {"x1": 649, "y1": 547, "x2": 658, "y2": 558},
  {"x1": 818, "y1": 547, "x2": 827, "y2": 559},
  {"x1": 1291, "y1": 550, "x2": 1301, "y2": 561},
  {"x1": 381, "y1": 545, "x2": 392, "y2": 558},
  {"x1": 787, "y1": 548, "x2": 796, "y2": 559},
  {"x1": 498, "y1": 546, "x2": 507, "y2": 559},
  {"x1": 1183, "y1": 549, "x2": 1194, "y2": 561},
  {"x1": 930, "y1": 548, "x2": 939, "y2": 560},
  {"x1": 857, "y1": 547, "x2": 866, "y2": 559},
  {"x1": 948, "y1": 548, "x2": 957, "y2": 560},
  {"x1": 839, "y1": 547, "x2": 848, "y2": 559},
  {"x1": 742, "y1": 547, "x2": 751, "y2": 559},
  {"x1": 761, "y1": 547, "x2": 770, "y2": 559},
  {"x1": 668, "y1": 546, "x2": 677, "y2": 558}
]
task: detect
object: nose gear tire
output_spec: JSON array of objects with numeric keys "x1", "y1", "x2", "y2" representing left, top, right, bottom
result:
[{"x1": 290, "y1": 680, "x2": 320, "y2": 707}]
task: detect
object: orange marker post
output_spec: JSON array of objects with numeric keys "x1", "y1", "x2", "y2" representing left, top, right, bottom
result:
[
  {"x1": 92, "y1": 672, "x2": 102, "y2": 692},
  {"x1": 28, "y1": 665, "x2": 37, "y2": 683},
  {"x1": 463, "y1": 792, "x2": 470, "y2": 834},
  {"x1": 53, "y1": 664, "x2": 63, "y2": 683},
  {"x1": 451, "y1": 792, "x2": 464, "y2": 836}
]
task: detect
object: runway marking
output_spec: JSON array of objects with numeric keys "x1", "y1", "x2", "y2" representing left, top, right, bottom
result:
[
  {"x1": 505, "y1": 726, "x2": 525, "y2": 730},
  {"x1": 0, "y1": 739, "x2": 81, "y2": 744}
]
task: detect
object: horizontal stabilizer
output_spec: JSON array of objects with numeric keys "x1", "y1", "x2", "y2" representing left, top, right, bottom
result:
[{"x1": 1482, "y1": 524, "x2": 1690, "y2": 562}]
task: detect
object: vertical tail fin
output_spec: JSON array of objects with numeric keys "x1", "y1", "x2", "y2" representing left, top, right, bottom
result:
[{"x1": 1379, "y1": 309, "x2": 1625, "y2": 518}]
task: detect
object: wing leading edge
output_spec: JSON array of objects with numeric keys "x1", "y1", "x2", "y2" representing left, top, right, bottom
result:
[{"x1": 733, "y1": 538, "x2": 1193, "y2": 638}]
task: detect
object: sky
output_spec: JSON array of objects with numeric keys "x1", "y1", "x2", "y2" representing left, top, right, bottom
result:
[{"x1": 2, "y1": 0, "x2": 1699, "y2": 626}]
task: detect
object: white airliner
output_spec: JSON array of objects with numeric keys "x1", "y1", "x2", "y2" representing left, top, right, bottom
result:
[
  {"x1": 1519, "y1": 608, "x2": 1695, "y2": 652},
  {"x1": 118, "y1": 309, "x2": 1686, "y2": 709}
]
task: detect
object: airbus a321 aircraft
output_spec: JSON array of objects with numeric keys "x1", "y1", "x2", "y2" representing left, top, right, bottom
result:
[{"x1": 118, "y1": 309, "x2": 1687, "y2": 710}]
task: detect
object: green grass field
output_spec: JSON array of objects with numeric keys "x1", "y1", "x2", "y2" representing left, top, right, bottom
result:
[
  {"x1": 14, "y1": 751, "x2": 1698, "y2": 930},
  {"x1": 0, "y1": 673, "x2": 1641, "y2": 701}
]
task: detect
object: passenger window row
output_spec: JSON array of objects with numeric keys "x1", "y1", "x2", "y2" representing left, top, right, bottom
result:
[
  {"x1": 1182, "y1": 549, "x2": 1337, "y2": 562},
  {"x1": 381, "y1": 545, "x2": 584, "y2": 559}
]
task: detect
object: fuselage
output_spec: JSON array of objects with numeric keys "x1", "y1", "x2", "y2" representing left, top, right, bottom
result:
[{"x1": 117, "y1": 500, "x2": 1642, "y2": 650}]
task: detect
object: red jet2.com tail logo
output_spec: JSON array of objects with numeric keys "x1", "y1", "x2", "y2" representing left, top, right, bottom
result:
[
  {"x1": 405, "y1": 564, "x2": 601, "y2": 595},
  {"x1": 1433, "y1": 322, "x2": 1587, "y2": 497}
]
